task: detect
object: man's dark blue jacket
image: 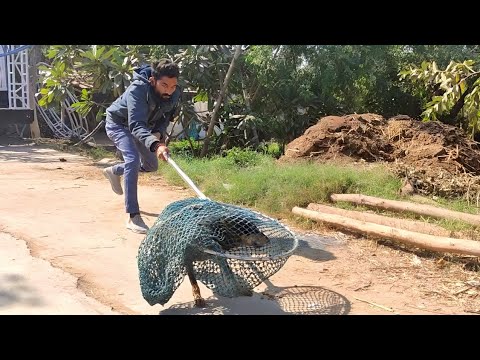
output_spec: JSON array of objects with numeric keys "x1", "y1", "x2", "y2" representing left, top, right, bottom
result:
[{"x1": 106, "y1": 65, "x2": 181, "y2": 150}]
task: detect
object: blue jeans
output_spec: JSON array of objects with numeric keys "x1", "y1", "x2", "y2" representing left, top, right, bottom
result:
[{"x1": 105, "y1": 120, "x2": 158, "y2": 214}]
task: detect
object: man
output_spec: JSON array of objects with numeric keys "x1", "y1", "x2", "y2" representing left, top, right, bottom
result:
[{"x1": 103, "y1": 59, "x2": 181, "y2": 234}]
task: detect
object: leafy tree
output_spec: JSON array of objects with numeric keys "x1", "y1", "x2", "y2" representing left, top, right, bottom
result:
[{"x1": 400, "y1": 59, "x2": 480, "y2": 137}]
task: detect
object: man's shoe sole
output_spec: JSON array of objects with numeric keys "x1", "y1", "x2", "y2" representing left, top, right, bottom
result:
[
  {"x1": 127, "y1": 225, "x2": 148, "y2": 234},
  {"x1": 103, "y1": 169, "x2": 123, "y2": 195}
]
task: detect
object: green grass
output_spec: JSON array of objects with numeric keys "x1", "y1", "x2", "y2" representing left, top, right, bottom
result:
[
  {"x1": 157, "y1": 152, "x2": 402, "y2": 217},
  {"x1": 434, "y1": 197, "x2": 480, "y2": 215},
  {"x1": 156, "y1": 150, "x2": 480, "y2": 236}
]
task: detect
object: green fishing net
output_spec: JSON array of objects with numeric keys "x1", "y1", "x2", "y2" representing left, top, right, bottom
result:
[{"x1": 138, "y1": 198, "x2": 298, "y2": 306}]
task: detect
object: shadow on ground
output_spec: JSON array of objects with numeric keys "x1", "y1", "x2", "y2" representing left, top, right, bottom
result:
[
  {"x1": 0, "y1": 274, "x2": 44, "y2": 308},
  {"x1": 158, "y1": 226, "x2": 348, "y2": 314},
  {"x1": 0, "y1": 145, "x2": 85, "y2": 164},
  {"x1": 159, "y1": 280, "x2": 350, "y2": 315}
]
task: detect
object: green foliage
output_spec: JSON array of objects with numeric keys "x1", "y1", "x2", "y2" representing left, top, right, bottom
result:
[
  {"x1": 400, "y1": 59, "x2": 480, "y2": 136},
  {"x1": 240, "y1": 45, "x2": 477, "y2": 144},
  {"x1": 223, "y1": 147, "x2": 262, "y2": 167},
  {"x1": 37, "y1": 60, "x2": 71, "y2": 107},
  {"x1": 243, "y1": 45, "x2": 317, "y2": 144},
  {"x1": 38, "y1": 44, "x2": 480, "y2": 145},
  {"x1": 262, "y1": 141, "x2": 282, "y2": 158},
  {"x1": 37, "y1": 45, "x2": 141, "y2": 122},
  {"x1": 168, "y1": 138, "x2": 202, "y2": 158}
]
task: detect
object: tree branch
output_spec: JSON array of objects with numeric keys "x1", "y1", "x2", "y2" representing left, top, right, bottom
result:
[
  {"x1": 445, "y1": 72, "x2": 480, "y2": 124},
  {"x1": 200, "y1": 45, "x2": 243, "y2": 157}
]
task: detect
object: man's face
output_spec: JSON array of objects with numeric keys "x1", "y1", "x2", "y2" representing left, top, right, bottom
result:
[{"x1": 151, "y1": 76, "x2": 177, "y2": 100}]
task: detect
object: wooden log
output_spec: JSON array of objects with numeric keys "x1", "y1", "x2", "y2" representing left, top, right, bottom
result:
[
  {"x1": 330, "y1": 193, "x2": 480, "y2": 227},
  {"x1": 292, "y1": 206, "x2": 480, "y2": 257},
  {"x1": 307, "y1": 203, "x2": 452, "y2": 237}
]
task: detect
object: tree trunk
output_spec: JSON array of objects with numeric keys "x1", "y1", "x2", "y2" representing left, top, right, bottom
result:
[
  {"x1": 200, "y1": 45, "x2": 242, "y2": 158},
  {"x1": 240, "y1": 67, "x2": 259, "y2": 148},
  {"x1": 444, "y1": 77, "x2": 479, "y2": 125},
  {"x1": 28, "y1": 45, "x2": 41, "y2": 138},
  {"x1": 292, "y1": 206, "x2": 480, "y2": 257},
  {"x1": 307, "y1": 203, "x2": 452, "y2": 237},
  {"x1": 330, "y1": 193, "x2": 480, "y2": 227}
]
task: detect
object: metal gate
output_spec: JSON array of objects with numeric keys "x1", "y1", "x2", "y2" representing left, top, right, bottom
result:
[{"x1": 4, "y1": 45, "x2": 30, "y2": 109}]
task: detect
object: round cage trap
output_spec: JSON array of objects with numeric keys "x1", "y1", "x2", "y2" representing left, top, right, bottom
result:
[{"x1": 138, "y1": 198, "x2": 298, "y2": 306}]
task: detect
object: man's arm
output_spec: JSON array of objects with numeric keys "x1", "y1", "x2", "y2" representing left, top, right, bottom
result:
[{"x1": 126, "y1": 83, "x2": 160, "y2": 151}]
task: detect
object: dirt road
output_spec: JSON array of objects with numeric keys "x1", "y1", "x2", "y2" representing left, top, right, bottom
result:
[{"x1": 0, "y1": 142, "x2": 478, "y2": 315}]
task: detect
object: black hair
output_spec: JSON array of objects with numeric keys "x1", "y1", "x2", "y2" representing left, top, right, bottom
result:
[{"x1": 151, "y1": 58, "x2": 180, "y2": 80}]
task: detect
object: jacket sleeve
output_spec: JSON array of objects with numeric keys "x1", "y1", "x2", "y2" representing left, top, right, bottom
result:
[{"x1": 126, "y1": 82, "x2": 159, "y2": 150}]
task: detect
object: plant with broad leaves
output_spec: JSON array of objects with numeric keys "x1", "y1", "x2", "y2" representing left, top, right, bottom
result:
[
  {"x1": 37, "y1": 45, "x2": 140, "y2": 123},
  {"x1": 399, "y1": 60, "x2": 480, "y2": 136}
]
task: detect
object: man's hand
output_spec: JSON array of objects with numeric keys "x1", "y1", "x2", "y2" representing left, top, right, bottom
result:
[{"x1": 155, "y1": 144, "x2": 170, "y2": 161}]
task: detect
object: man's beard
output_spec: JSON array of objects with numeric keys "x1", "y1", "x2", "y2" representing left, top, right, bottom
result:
[{"x1": 154, "y1": 91, "x2": 171, "y2": 102}]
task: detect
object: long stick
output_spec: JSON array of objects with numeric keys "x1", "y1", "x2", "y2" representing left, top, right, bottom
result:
[
  {"x1": 307, "y1": 203, "x2": 451, "y2": 236},
  {"x1": 164, "y1": 153, "x2": 208, "y2": 200},
  {"x1": 353, "y1": 297, "x2": 395, "y2": 313},
  {"x1": 331, "y1": 193, "x2": 480, "y2": 227},
  {"x1": 292, "y1": 206, "x2": 480, "y2": 257}
]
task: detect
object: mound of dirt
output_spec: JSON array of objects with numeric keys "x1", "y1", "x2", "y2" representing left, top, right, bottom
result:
[
  {"x1": 285, "y1": 113, "x2": 393, "y2": 162},
  {"x1": 282, "y1": 113, "x2": 480, "y2": 200}
]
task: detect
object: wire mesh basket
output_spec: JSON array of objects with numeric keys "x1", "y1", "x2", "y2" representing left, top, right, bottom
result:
[{"x1": 138, "y1": 198, "x2": 298, "y2": 306}]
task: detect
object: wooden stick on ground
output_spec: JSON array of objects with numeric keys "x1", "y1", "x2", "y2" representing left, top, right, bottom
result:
[
  {"x1": 307, "y1": 203, "x2": 451, "y2": 237},
  {"x1": 292, "y1": 206, "x2": 480, "y2": 257},
  {"x1": 353, "y1": 296, "x2": 395, "y2": 312},
  {"x1": 330, "y1": 193, "x2": 480, "y2": 227}
]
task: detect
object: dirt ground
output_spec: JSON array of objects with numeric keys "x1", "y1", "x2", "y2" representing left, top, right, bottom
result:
[
  {"x1": 1, "y1": 139, "x2": 479, "y2": 315},
  {"x1": 283, "y1": 113, "x2": 480, "y2": 201},
  {"x1": 0, "y1": 232, "x2": 119, "y2": 315}
]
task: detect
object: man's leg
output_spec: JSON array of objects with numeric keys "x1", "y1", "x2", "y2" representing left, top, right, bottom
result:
[
  {"x1": 105, "y1": 122, "x2": 148, "y2": 233},
  {"x1": 104, "y1": 122, "x2": 124, "y2": 194}
]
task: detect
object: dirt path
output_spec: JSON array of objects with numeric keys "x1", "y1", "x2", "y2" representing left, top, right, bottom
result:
[
  {"x1": 0, "y1": 232, "x2": 118, "y2": 314},
  {"x1": 1, "y1": 142, "x2": 479, "y2": 315}
]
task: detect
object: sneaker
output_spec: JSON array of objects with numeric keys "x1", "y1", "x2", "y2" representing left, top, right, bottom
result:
[
  {"x1": 103, "y1": 166, "x2": 123, "y2": 195},
  {"x1": 127, "y1": 214, "x2": 149, "y2": 234}
]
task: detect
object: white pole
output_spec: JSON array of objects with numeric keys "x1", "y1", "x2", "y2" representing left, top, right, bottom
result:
[{"x1": 164, "y1": 153, "x2": 208, "y2": 200}]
